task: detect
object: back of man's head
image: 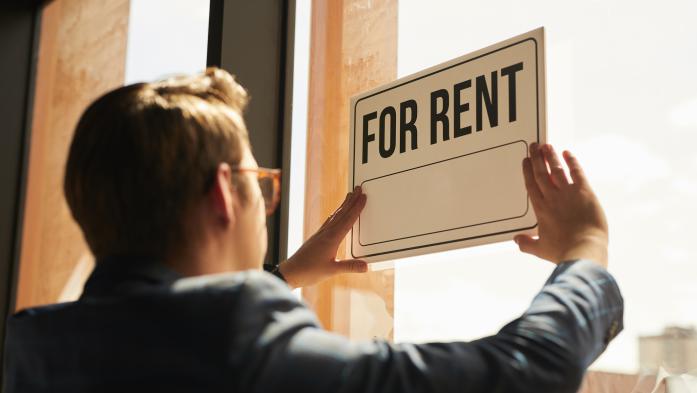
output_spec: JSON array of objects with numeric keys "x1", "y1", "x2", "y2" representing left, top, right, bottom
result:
[{"x1": 64, "y1": 68, "x2": 250, "y2": 261}]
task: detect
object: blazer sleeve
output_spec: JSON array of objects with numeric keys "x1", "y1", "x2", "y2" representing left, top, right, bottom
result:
[{"x1": 231, "y1": 260, "x2": 624, "y2": 393}]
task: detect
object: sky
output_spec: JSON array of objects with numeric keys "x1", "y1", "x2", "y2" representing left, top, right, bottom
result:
[
  {"x1": 125, "y1": 0, "x2": 209, "y2": 84},
  {"x1": 124, "y1": 0, "x2": 697, "y2": 375}
]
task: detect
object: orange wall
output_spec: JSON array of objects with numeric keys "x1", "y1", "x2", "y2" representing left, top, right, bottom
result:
[{"x1": 302, "y1": 0, "x2": 397, "y2": 339}]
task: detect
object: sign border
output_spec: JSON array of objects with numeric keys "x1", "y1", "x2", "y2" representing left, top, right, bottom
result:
[{"x1": 358, "y1": 140, "x2": 530, "y2": 246}]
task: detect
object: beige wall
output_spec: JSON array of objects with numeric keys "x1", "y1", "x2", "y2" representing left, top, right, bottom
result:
[{"x1": 15, "y1": 0, "x2": 130, "y2": 310}]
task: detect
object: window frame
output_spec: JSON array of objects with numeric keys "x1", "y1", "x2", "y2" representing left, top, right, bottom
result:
[{"x1": 207, "y1": 0, "x2": 295, "y2": 265}]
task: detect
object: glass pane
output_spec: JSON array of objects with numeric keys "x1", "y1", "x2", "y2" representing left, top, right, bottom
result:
[
  {"x1": 287, "y1": 0, "x2": 311, "y2": 259},
  {"x1": 394, "y1": 0, "x2": 697, "y2": 376},
  {"x1": 15, "y1": 0, "x2": 210, "y2": 309},
  {"x1": 125, "y1": 0, "x2": 209, "y2": 83},
  {"x1": 300, "y1": 0, "x2": 398, "y2": 340}
]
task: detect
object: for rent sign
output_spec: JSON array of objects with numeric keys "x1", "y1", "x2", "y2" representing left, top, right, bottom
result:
[{"x1": 349, "y1": 28, "x2": 547, "y2": 262}]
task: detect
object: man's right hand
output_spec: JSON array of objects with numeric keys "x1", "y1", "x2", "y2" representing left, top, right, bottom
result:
[{"x1": 514, "y1": 143, "x2": 609, "y2": 268}]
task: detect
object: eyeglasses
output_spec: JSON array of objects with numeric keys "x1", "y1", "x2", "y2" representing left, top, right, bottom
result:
[{"x1": 232, "y1": 166, "x2": 281, "y2": 216}]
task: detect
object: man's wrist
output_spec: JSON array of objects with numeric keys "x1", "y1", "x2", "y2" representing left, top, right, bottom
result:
[
  {"x1": 558, "y1": 235, "x2": 608, "y2": 268},
  {"x1": 269, "y1": 263, "x2": 286, "y2": 282},
  {"x1": 278, "y1": 260, "x2": 299, "y2": 289}
]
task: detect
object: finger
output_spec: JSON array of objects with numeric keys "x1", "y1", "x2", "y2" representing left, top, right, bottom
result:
[
  {"x1": 333, "y1": 259, "x2": 368, "y2": 273},
  {"x1": 319, "y1": 212, "x2": 336, "y2": 231},
  {"x1": 514, "y1": 234, "x2": 540, "y2": 257},
  {"x1": 530, "y1": 143, "x2": 554, "y2": 196},
  {"x1": 562, "y1": 150, "x2": 588, "y2": 187},
  {"x1": 542, "y1": 144, "x2": 569, "y2": 188},
  {"x1": 320, "y1": 189, "x2": 354, "y2": 230},
  {"x1": 327, "y1": 187, "x2": 366, "y2": 237},
  {"x1": 522, "y1": 157, "x2": 544, "y2": 204}
]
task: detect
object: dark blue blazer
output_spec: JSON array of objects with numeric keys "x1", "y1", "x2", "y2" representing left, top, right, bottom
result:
[{"x1": 3, "y1": 258, "x2": 623, "y2": 392}]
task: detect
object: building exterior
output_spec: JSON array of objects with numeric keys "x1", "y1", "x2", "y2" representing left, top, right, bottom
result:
[{"x1": 639, "y1": 326, "x2": 697, "y2": 374}]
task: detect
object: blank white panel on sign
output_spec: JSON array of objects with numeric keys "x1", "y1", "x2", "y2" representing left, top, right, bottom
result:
[
  {"x1": 359, "y1": 141, "x2": 529, "y2": 246},
  {"x1": 349, "y1": 28, "x2": 546, "y2": 262}
]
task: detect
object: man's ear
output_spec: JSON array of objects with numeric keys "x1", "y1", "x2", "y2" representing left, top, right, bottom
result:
[{"x1": 208, "y1": 163, "x2": 236, "y2": 226}]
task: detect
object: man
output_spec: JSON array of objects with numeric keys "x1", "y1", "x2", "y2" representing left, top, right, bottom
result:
[{"x1": 4, "y1": 68, "x2": 622, "y2": 392}]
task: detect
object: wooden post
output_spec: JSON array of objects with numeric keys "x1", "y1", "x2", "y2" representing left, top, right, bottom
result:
[
  {"x1": 15, "y1": 0, "x2": 130, "y2": 310},
  {"x1": 303, "y1": 0, "x2": 397, "y2": 339}
]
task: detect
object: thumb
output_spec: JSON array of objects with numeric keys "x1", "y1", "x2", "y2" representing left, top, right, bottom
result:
[
  {"x1": 333, "y1": 259, "x2": 368, "y2": 274},
  {"x1": 514, "y1": 235, "x2": 540, "y2": 256}
]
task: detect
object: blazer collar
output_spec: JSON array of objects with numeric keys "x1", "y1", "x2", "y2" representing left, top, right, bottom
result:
[{"x1": 80, "y1": 255, "x2": 182, "y2": 300}]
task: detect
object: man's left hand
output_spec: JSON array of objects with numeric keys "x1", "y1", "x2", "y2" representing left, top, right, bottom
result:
[{"x1": 279, "y1": 187, "x2": 368, "y2": 288}]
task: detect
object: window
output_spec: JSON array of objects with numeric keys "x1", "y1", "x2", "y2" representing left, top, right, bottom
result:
[
  {"x1": 15, "y1": 0, "x2": 210, "y2": 309},
  {"x1": 286, "y1": 0, "x2": 311, "y2": 261},
  {"x1": 393, "y1": 0, "x2": 697, "y2": 376},
  {"x1": 125, "y1": 0, "x2": 209, "y2": 83},
  {"x1": 296, "y1": 0, "x2": 697, "y2": 380}
]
